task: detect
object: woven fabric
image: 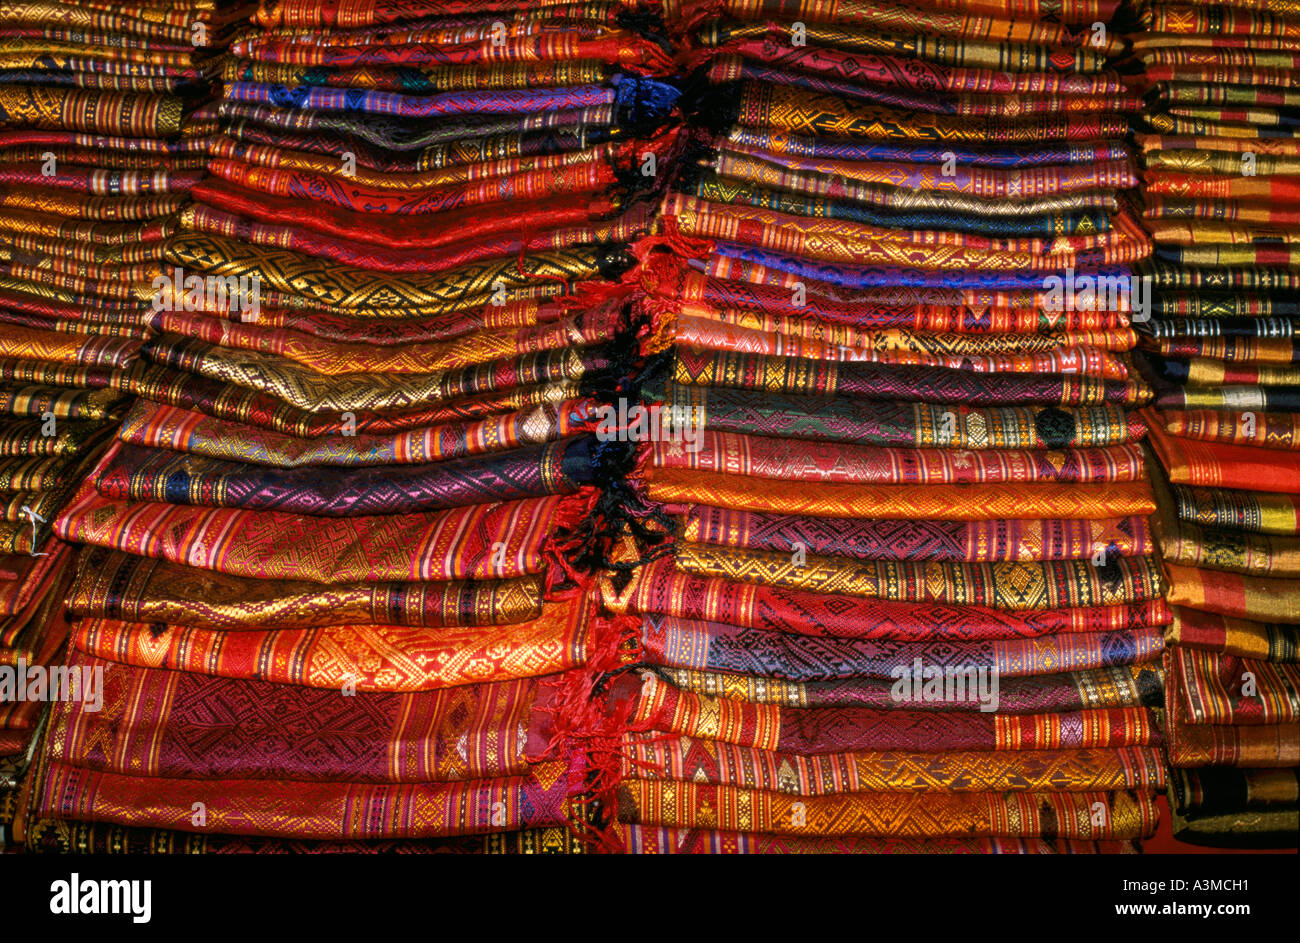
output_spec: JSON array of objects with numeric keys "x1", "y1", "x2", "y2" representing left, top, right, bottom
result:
[
  {"x1": 655, "y1": 431, "x2": 1148, "y2": 485},
  {"x1": 73, "y1": 600, "x2": 591, "y2": 691},
  {"x1": 1165, "y1": 606, "x2": 1299, "y2": 662},
  {"x1": 671, "y1": 543, "x2": 1166, "y2": 609},
  {"x1": 614, "y1": 779, "x2": 1159, "y2": 839},
  {"x1": 645, "y1": 469, "x2": 1156, "y2": 520},
  {"x1": 658, "y1": 664, "x2": 1163, "y2": 713},
  {"x1": 36, "y1": 759, "x2": 580, "y2": 839},
  {"x1": 601, "y1": 558, "x2": 1172, "y2": 639},
  {"x1": 637, "y1": 614, "x2": 1162, "y2": 680},
  {"x1": 627, "y1": 674, "x2": 1161, "y2": 754},
  {"x1": 56, "y1": 477, "x2": 583, "y2": 582},
  {"x1": 621, "y1": 735, "x2": 1165, "y2": 794},
  {"x1": 1170, "y1": 647, "x2": 1300, "y2": 726},
  {"x1": 47, "y1": 651, "x2": 564, "y2": 780},
  {"x1": 66, "y1": 548, "x2": 544, "y2": 629},
  {"x1": 682, "y1": 505, "x2": 1152, "y2": 562}
]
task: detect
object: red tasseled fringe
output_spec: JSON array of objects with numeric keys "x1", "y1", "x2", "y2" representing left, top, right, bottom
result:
[
  {"x1": 535, "y1": 610, "x2": 648, "y2": 852},
  {"x1": 541, "y1": 487, "x2": 600, "y2": 599}
]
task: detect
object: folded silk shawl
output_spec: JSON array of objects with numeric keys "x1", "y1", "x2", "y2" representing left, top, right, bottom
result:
[
  {"x1": 711, "y1": 241, "x2": 1137, "y2": 291},
  {"x1": 665, "y1": 195, "x2": 1148, "y2": 269},
  {"x1": 655, "y1": 430, "x2": 1149, "y2": 485},
  {"x1": 0, "y1": 542, "x2": 67, "y2": 617},
  {"x1": 1160, "y1": 409, "x2": 1300, "y2": 450},
  {"x1": 116, "y1": 357, "x2": 594, "y2": 435},
  {"x1": 141, "y1": 336, "x2": 598, "y2": 413},
  {"x1": 600, "y1": 558, "x2": 1172, "y2": 640},
  {"x1": 733, "y1": 83, "x2": 1129, "y2": 144},
  {"x1": 670, "y1": 348, "x2": 1142, "y2": 405},
  {"x1": 73, "y1": 600, "x2": 592, "y2": 691},
  {"x1": 1163, "y1": 689, "x2": 1300, "y2": 768},
  {"x1": 202, "y1": 153, "x2": 617, "y2": 216},
  {"x1": 648, "y1": 261, "x2": 1135, "y2": 333},
  {"x1": 1169, "y1": 647, "x2": 1300, "y2": 726},
  {"x1": 657, "y1": 385, "x2": 1145, "y2": 449},
  {"x1": 91, "y1": 437, "x2": 594, "y2": 514},
  {"x1": 709, "y1": 58, "x2": 1138, "y2": 115},
  {"x1": 214, "y1": 100, "x2": 617, "y2": 156},
  {"x1": 1155, "y1": 516, "x2": 1300, "y2": 577},
  {"x1": 698, "y1": 248, "x2": 1125, "y2": 303},
  {"x1": 620, "y1": 734, "x2": 1165, "y2": 794},
  {"x1": 179, "y1": 198, "x2": 654, "y2": 276},
  {"x1": 1165, "y1": 606, "x2": 1298, "y2": 662},
  {"x1": 144, "y1": 306, "x2": 624, "y2": 375},
  {"x1": 636, "y1": 614, "x2": 1161, "y2": 680},
  {"x1": 189, "y1": 175, "x2": 616, "y2": 254},
  {"x1": 56, "y1": 477, "x2": 586, "y2": 582},
  {"x1": 624, "y1": 674, "x2": 1160, "y2": 754},
  {"x1": 696, "y1": 0, "x2": 1110, "y2": 45},
  {"x1": 1145, "y1": 413, "x2": 1300, "y2": 493},
  {"x1": 0, "y1": 323, "x2": 140, "y2": 369},
  {"x1": 1169, "y1": 483, "x2": 1300, "y2": 536},
  {"x1": 654, "y1": 288, "x2": 1138, "y2": 356},
  {"x1": 671, "y1": 543, "x2": 1166, "y2": 609},
  {"x1": 1168, "y1": 768, "x2": 1299, "y2": 849},
  {"x1": 66, "y1": 548, "x2": 544, "y2": 630},
  {"x1": 617, "y1": 825, "x2": 1138, "y2": 854},
  {"x1": 657, "y1": 664, "x2": 1163, "y2": 713},
  {"x1": 706, "y1": 40, "x2": 1128, "y2": 97},
  {"x1": 36, "y1": 759, "x2": 580, "y2": 839},
  {"x1": 160, "y1": 230, "x2": 618, "y2": 315},
  {"x1": 20, "y1": 819, "x2": 584, "y2": 854},
  {"x1": 115, "y1": 397, "x2": 599, "y2": 467},
  {"x1": 668, "y1": 313, "x2": 1132, "y2": 377},
  {"x1": 681, "y1": 505, "x2": 1152, "y2": 562},
  {"x1": 614, "y1": 779, "x2": 1157, "y2": 839},
  {"x1": 47, "y1": 651, "x2": 563, "y2": 782},
  {"x1": 0, "y1": 86, "x2": 185, "y2": 137},
  {"x1": 695, "y1": 169, "x2": 1116, "y2": 239},
  {"x1": 644, "y1": 470, "x2": 1156, "y2": 521}
]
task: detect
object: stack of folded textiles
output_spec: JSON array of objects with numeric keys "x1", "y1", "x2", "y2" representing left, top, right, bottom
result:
[
  {"x1": 0, "y1": 0, "x2": 248, "y2": 835},
  {"x1": 4, "y1": 0, "x2": 682, "y2": 853},
  {"x1": 1127, "y1": 0, "x2": 1300, "y2": 850},
  {"x1": 584, "y1": 0, "x2": 1175, "y2": 854}
]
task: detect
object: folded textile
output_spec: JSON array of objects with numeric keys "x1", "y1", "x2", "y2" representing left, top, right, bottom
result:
[
  {"x1": 625, "y1": 674, "x2": 1160, "y2": 754},
  {"x1": 1165, "y1": 606, "x2": 1298, "y2": 662},
  {"x1": 601, "y1": 558, "x2": 1173, "y2": 639},
  {"x1": 57, "y1": 480, "x2": 586, "y2": 582},
  {"x1": 1169, "y1": 647, "x2": 1300, "y2": 726},
  {"x1": 36, "y1": 759, "x2": 581, "y2": 839},
  {"x1": 654, "y1": 431, "x2": 1149, "y2": 485},
  {"x1": 636, "y1": 614, "x2": 1161, "y2": 680},
  {"x1": 1145, "y1": 410, "x2": 1300, "y2": 492},
  {"x1": 682, "y1": 505, "x2": 1151, "y2": 562},
  {"x1": 91, "y1": 438, "x2": 595, "y2": 514},
  {"x1": 657, "y1": 664, "x2": 1163, "y2": 713},
  {"x1": 616, "y1": 826, "x2": 1139, "y2": 853},
  {"x1": 1168, "y1": 767, "x2": 1299, "y2": 848},
  {"x1": 644, "y1": 470, "x2": 1156, "y2": 520},
  {"x1": 671, "y1": 543, "x2": 1166, "y2": 609},
  {"x1": 48, "y1": 652, "x2": 562, "y2": 782},
  {"x1": 620, "y1": 735, "x2": 1166, "y2": 793},
  {"x1": 615, "y1": 779, "x2": 1157, "y2": 838},
  {"x1": 73, "y1": 600, "x2": 592, "y2": 691},
  {"x1": 66, "y1": 548, "x2": 544, "y2": 629},
  {"x1": 1163, "y1": 561, "x2": 1300, "y2": 624}
]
